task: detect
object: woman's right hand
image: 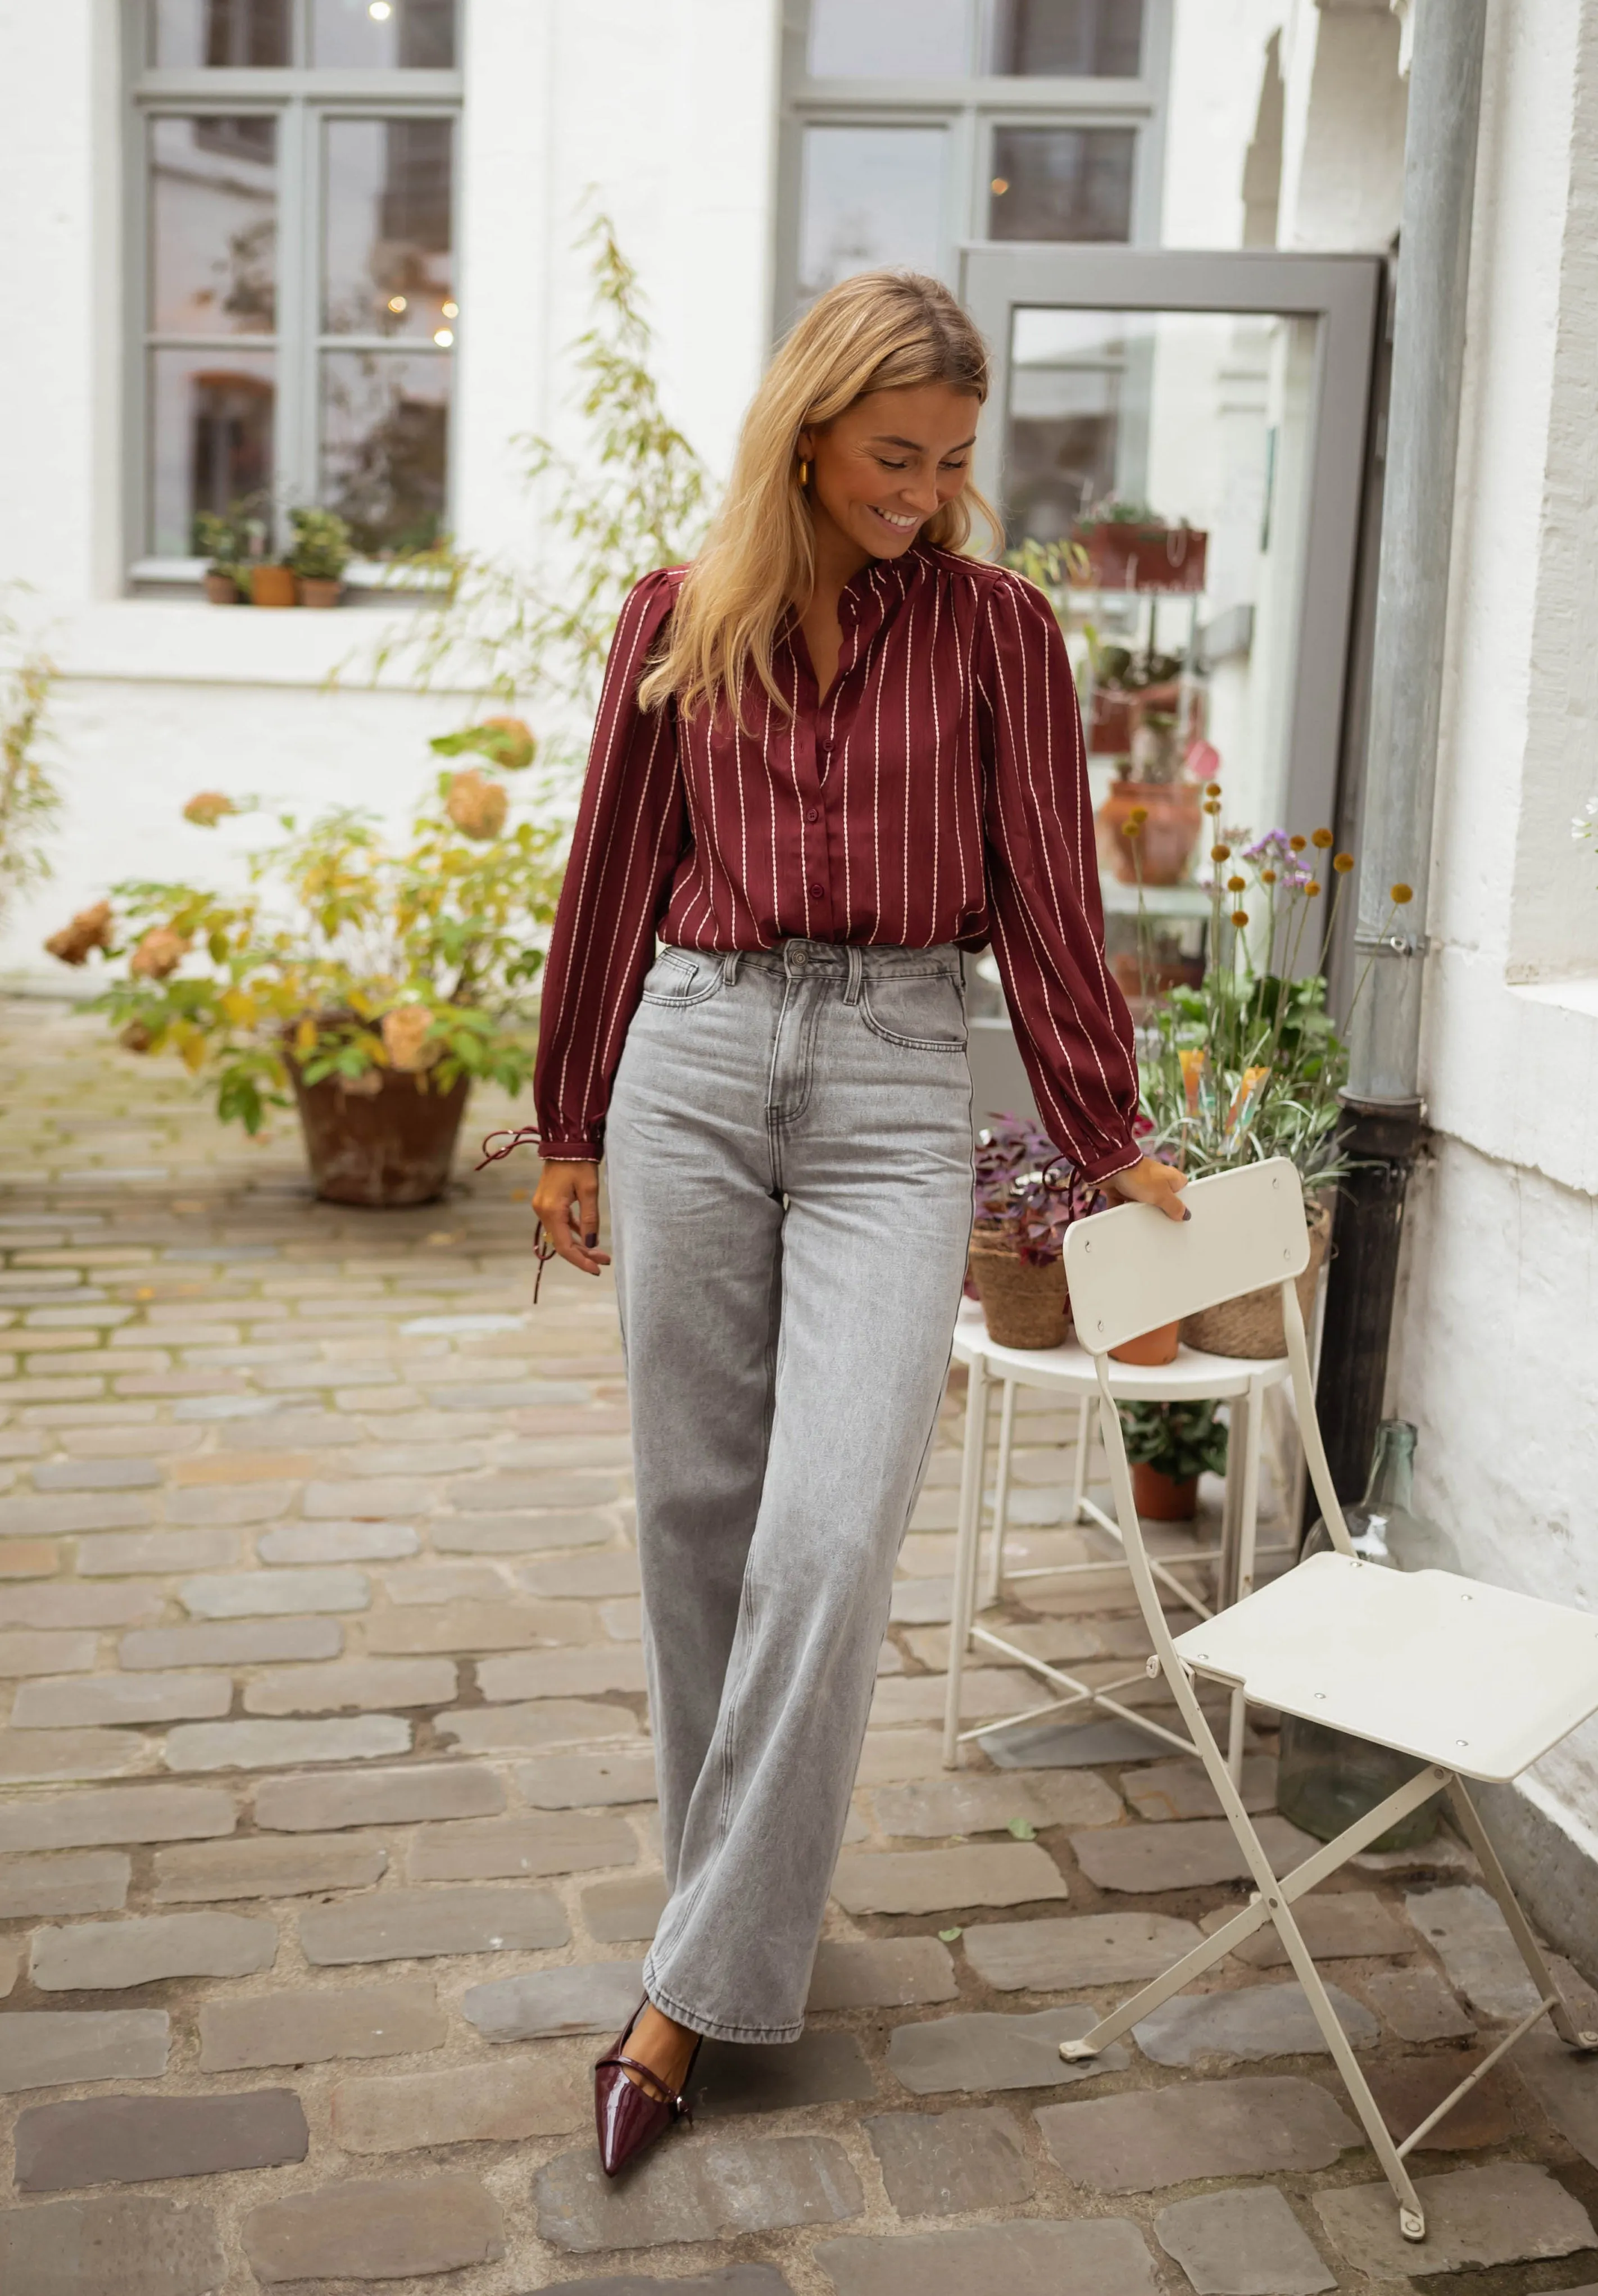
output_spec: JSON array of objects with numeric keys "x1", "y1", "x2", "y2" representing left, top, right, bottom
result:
[{"x1": 532, "y1": 1159, "x2": 611, "y2": 1278}]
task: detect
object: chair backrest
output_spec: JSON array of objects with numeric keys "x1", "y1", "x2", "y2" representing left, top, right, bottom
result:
[{"x1": 1064, "y1": 1158, "x2": 1309, "y2": 1353}]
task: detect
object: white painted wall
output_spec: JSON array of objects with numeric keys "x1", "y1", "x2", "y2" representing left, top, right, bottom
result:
[{"x1": 0, "y1": 0, "x2": 782, "y2": 984}]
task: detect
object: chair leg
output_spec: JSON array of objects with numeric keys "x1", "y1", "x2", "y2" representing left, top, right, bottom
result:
[
  {"x1": 1446, "y1": 1778, "x2": 1598, "y2": 2049},
  {"x1": 983, "y1": 1378, "x2": 1017, "y2": 1608},
  {"x1": 943, "y1": 1354, "x2": 990, "y2": 1769},
  {"x1": 1070, "y1": 1392, "x2": 1092, "y2": 1522},
  {"x1": 1225, "y1": 1378, "x2": 1266, "y2": 1786}
]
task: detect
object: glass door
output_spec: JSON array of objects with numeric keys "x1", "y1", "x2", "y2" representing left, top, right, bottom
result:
[{"x1": 961, "y1": 246, "x2": 1378, "y2": 1033}]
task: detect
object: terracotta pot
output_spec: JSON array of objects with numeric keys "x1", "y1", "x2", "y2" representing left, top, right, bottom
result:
[
  {"x1": 1072, "y1": 520, "x2": 1209, "y2": 595},
  {"x1": 967, "y1": 1235, "x2": 1069, "y2": 1350},
  {"x1": 1095, "y1": 776, "x2": 1204, "y2": 887},
  {"x1": 1088, "y1": 686, "x2": 1135, "y2": 755},
  {"x1": 203, "y1": 571, "x2": 242, "y2": 605},
  {"x1": 1110, "y1": 950, "x2": 1205, "y2": 1003},
  {"x1": 287, "y1": 1060, "x2": 469, "y2": 1206},
  {"x1": 1110, "y1": 1319, "x2": 1181, "y2": 1367},
  {"x1": 1133, "y1": 1462, "x2": 1199, "y2": 1520},
  {"x1": 297, "y1": 576, "x2": 344, "y2": 609},
  {"x1": 251, "y1": 564, "x2": 298, "y2": 609}
]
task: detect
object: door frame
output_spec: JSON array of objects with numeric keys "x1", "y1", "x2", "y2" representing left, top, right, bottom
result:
[{"x1": 959, "y1": 245, "x2": 1381, "y2": 839}]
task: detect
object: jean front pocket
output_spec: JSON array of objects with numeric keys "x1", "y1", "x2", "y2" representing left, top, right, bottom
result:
[
  {"x1": 859, "y1": 968, "x2": 966, "y2": 1051},
  {"x1": 639, "y1": 948, "x2": 725, "y2": 1008}
]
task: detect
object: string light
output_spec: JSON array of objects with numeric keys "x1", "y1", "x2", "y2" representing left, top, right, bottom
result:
[
  {"x1": 387, "y1": 295, "x2": 407, "y2": 313},
  {"x1": 433, "y1": 327, "x2": 454, "y2": 346},
  {"x1": 991, "y1": 177, "x2": 1009, "y2": 195},
  {"x1": 441, "y1": 300, "x2": 458, "y2": 318},
  {"x1": 368, "y1": 3, "x2": 392, "y2": 22}
]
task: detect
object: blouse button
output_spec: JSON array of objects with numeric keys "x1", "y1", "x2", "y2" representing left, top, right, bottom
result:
[
  {"x1": 809, "y1": 880, "x2": 824, "y2": 899},
  {"x1": 805, "y1": 806, "x2": 819, "y2": 823}
]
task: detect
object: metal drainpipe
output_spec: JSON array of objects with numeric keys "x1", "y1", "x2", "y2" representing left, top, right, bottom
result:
[{"x1": 1313, "y1": 0, "x2": 1489, "y2": 1504}]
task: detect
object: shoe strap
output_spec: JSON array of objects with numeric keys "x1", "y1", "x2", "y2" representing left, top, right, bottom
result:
[{"x1": 596, "y1": 2048, "x2": 690, "y2": 2116}]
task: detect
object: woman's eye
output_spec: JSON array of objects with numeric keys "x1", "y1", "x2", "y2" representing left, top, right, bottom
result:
[{"x1": 878, "y1": 458, "x2": 909, "y2": 471}]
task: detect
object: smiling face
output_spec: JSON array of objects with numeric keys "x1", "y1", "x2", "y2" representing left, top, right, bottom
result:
[{"x1": 798, "y1": 382, "x2": 980, "y2": 568}]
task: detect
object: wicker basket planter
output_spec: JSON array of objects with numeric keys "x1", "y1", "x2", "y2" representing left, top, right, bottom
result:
[
  {"x1": 968, "y1": 1233, "x2": 1069, "y2": 1350},
  {"x1": 1181, "y1": 1200, "x2": 1332, "y2": 1359}
]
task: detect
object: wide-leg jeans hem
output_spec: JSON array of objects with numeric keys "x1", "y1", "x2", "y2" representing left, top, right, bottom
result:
[{"x1": 644, "y1": 1962, "x2": 805, "y2": 2046}]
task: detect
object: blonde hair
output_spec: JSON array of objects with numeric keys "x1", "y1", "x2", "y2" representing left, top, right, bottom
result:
[{"x1": 638, "y1": 270, "x2": 996, "y2": 723}]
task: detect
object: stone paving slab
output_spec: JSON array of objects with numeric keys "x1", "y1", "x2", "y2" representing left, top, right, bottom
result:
[
  {"x1": 1512, "y1": 2023, "x2": 1598, "y2": 2165},
  {"x1": 462, "y1": 1958, "x2": 646, "y2": 2040},
  {"x1": 1363, "y1": 2049, "x2": 1514, "y2": 2149},
  {"x1": 14, "y1": 2086, "x2": 309, "y2": 2190},
  {"x1": 150, "y1": 1830, "x2": 387, "y2": 1899},
  {"x1": 1133, "y1": 1978, "x2": 1380, "y2": 2064},
  {"x1": 963, "y1": 1909, "x2": 1200, "y2": 1991},
  {"x1": 832, "y1": 1841, "x2": 1068, "y2": 1914},
  {"x1": 533, "y1": 2131, "x2": 865, "y2": 2252},
  {"x1": 865, "y1": 2104, "x2": 1034, "y2": 2215},
  {"x1": 0, "y1": 2190, "x2": 228, "y2": 2296},
  {"x1": 1155, "y1": 2186, "x2": 1336, "y2": 2295},
  {"x1": 515, "y1": 1748, "x2": 659, "y2": 1805},
  {"x1": 298, "y1": 1880, "x2": 569, "y2": 1961},
  {"x1": 0, "y1": 2008, "x2": 170, "y2": 2093},
  {"x1": 0, "y1": 1847, "x2": 130, "y2": 1915},
  {"x1": 806, "y1": 1936, "x2": 958, "y2": 2009},
  {"x1": 31, "y1": 1909, "x2": 277, "y2": 1989},
  {"x1": 242, "y1": 2172, "x2": 506, "y2": 2281},
  {"x1": 541, "y1": 2272, "x2": 794, "y2": 2296},
  {"x1": 331, "y1": 2052, "x2": 588, "y2": 2149},
  {"x1": 1405, "y1": 1881, "x2": 1542, "y2": 2018},
  {"x1": 886, "y1": 2005, "x2": 1130, "y2": 2094},
  {"x1": 693, "y1": 2030, "x2": 877, "y2": 2116},
  {"x1": 868, "y1": 1769, "x2": 1120, "y2": 1838},
  {"x1": 1200, "y1": 1885, "x2": 1413, "y2": 1965},
  {"x1": 406, "y1": 1807, "x2": 635, "y2": 1878},
  {"x1": 1072, "y1": 1812, "x2": 1316, "y2": 1891},
  {"x1": 812, "y1": 2217, "x2": 1163, "y2": 2295},
  {"x1": 1313, "y1": 2159, "x2": 1597, "y2": 2277},
  {"x1": 198, "y1": 1979, "x2": 446, "y2": 2069},
  {"x1": 1360, "y1": 1961, "x2": 1473, "y2": 2039},
  {"x1": 1035, "y1": 2073, "x2": 1361, "y2": 2190},
  {"x1": 1123, "y1": 1754, "x2": 1278, "y2": 1821},
  {"x1": 251, "y1": 1759, "x2": 505, "y2": 1828}
]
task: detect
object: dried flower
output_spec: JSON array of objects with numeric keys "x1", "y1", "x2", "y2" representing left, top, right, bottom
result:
[
  {"x1": 1210, "y1": 843, "x2": 1231, "y2": 863},
  {"x1": 1304, "y1": 881, "x2": 1323, "y2": 899},
  {"x1": 44, "y1": 901, "x2": 114, "y2": 966},
  {"x1": 129, "y1": 925, "x2": 190, "y2": 980},
  {"x1": 381, "y1": 1005, "x2": 440, "y2": 1072},
  {"x1": 1125, "y1": 804, "x2": 1148, "y2": 828},
  {"x1": 119, "y1": 1020, "x2": 153, "y2": 1054},
  {"x1": 479, "y1": 716, "x2": 536, "y2": 771},
  {"x1": 183, "y1": 791, "x2": 236, "y2": 828},
  {"x1": 1227, "y1": 874, "x2": 1246, "y2": 893},
  {"x1": 1205, "y1": 780, "x2": 1222, "y2": 797},
  {"x1": 1289, "y1": 834, "x2": 1307, "y2": 853},
  {"x1": 1391, "y1": 882, "x2": 1414, "y2": 905},
  {"x1": 444, "y1": 769, "x2": 509, "y2": 841},
  {"x1": 1203, "y1": 798, "x2": 1222, "y2": 815},
  {"x1": 1311, "y1": 827, "x2": 1334, "y2": 849},
  {"x1": 1333, "y1": 851, "x2": 1354, "y2": 873},
  {"x1": 1261, "y1": 868, "x2": 1278, "y2": 885},
  {"x1": 1230, "y1": 909, "x2": 1249, "y2": 928}
]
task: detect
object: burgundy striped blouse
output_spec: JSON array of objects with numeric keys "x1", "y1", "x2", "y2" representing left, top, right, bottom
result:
[{"x1": 531, "y1": 540, "x2": 1141, "y2": 1184}]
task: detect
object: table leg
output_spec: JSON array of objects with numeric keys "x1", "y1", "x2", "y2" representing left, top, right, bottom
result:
[
  {"x1": 1070, "y1": 1393, "x2": 1092, "y2": 1522},
  {"x1": 983, "y1": 1378, "x2": 1018, "y2": 1607},
  {"x1": 1225, "y1": 1377, "x2": 1265, "y2": 1785},
  {"x1": 943, "y1": 1352, "x2": 991, "y2": 1768}
]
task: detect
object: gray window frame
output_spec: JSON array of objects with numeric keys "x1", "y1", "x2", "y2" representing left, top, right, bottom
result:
[
  {"x1": 122, "y1": 0, "x2": 463, "y2": 589},
  {"x1": 961, "y1": 243, "x2": 1382, "y2": 838},
  {"x1": 774, "y1": 0, "x2": 1173, "y2": 333}
]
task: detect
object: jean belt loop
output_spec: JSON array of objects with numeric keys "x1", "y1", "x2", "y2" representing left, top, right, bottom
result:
[
  {"x1": 721, "y1": 950, "x2": 742, "y2": 988},
  {"x1": 843, "y1": 945, "x2": 864, "y2": 1006}
]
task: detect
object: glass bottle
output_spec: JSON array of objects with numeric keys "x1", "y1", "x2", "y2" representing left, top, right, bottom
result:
[{"x1": 1275, "y1": 1421, "x2": 1457, "y2": 1850}]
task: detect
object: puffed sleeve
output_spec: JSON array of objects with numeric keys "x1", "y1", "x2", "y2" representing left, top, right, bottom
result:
[
  {"x1": 532, "y1": 569, "x2": 688, "y2": 1158},
  {"x1": 974, "y1": 570, "x2": 1142, "y2": 1185}
]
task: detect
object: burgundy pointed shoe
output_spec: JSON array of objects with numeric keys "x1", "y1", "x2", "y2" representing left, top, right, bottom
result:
[{"x1": 594, "y1": 2001, "x2": 701, "y2": 2177}]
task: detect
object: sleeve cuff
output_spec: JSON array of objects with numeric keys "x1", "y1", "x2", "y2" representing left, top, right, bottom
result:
[
  {"x1": 1075, "y1": 1141, "x2": 1143, "y2": 1187},
  {"x1": 537, "y1": 1139, "x2": 602, "y2": 1161}
]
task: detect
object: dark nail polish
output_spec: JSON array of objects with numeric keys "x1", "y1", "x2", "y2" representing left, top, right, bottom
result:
[
  {"x1": 585, "y1": 1232, "x2": 598, "y2": 1248},
  {"x1": 1182, "y1": 1207, "x2": 1192, "y2": 1222}
]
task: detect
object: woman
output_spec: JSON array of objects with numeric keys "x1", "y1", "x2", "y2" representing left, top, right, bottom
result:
[{"x1": 525, "y1": 271, "x2": 1187, "y2": 2175}]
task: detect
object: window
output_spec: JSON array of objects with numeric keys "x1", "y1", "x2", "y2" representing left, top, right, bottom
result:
[
  {"x1": 129, "y1": 0, "x2": 461, "y2": 579},
  {"x1": 779, "y1": 0, "x2": 1167, "y2": 320}
]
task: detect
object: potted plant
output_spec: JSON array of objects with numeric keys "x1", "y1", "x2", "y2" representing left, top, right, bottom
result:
[
  {"x1": 1135, "y1": 802, "x2": 1417, "y2": 1356},
  {"x1": 1120, "y1": 1400, "x2": 1229, "y2": 1519},
  {"x1": 968, "y1": 1116, "x2": 1107, "y2": 1349},
  {"x1": 249, "y1": 558, "x2": 298, "y2": 609},
  {"x1": 1095, "y1": 754, "x2": 1205, "y2": 890},
  {"x1": 1070, "y1": 497, "x2": 1209, "y2": 596},
  {"x1": 194, "y1": 507, "x2": 259, "y2": 606},
  {"x1": 289, "y1": 506, "x2": 355, "y2": 609},
  {"x1": 42, "y1": 720, "x2": 559, "y2": 1206}
]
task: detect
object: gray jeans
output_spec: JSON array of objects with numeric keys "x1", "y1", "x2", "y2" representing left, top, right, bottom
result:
[{"x1": 605, "y1": 938, "x2": 975, "y2": 2042}]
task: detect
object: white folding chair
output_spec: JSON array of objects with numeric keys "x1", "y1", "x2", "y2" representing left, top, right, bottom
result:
[{"x1": 1056, "y1": 1156, "x2": 1598, "y2": 2242}]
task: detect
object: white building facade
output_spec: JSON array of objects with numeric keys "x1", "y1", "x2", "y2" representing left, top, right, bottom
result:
[{"x1": 1, "y1": 0, "x2": 1596, "y2": 1948}]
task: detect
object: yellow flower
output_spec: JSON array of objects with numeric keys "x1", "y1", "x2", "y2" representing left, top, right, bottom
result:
[
  {"x1": 1210, "y1": 842, "x2": 1231, "y2": 863},
  {"x1": 1391, "y1": 881, "x2": 1414, "y2": 904},
  {"x1": 1231, "y1": 909, "x2": 1249, "y2": 928},
  {"x1": 1333, "y1": 851, "x2": 1354, "y2": 873},
  {"x1": 382, "y1": 1005, "x2": 439, "y2": 1073},
  {"x1": 1289, "y1": 834, "x2": 1307, "y2": 852},
  {"x1": 1261, "y1": 867, "x2": 1278, "y2": 885},
  {"x1": 1203, "y1": 798, "x2": 1222, "y2": 815},
  {"x1": 43, "y1": 901, "x2": 114, "y2": 967},
  {"x1": 445, "y1": 769, "x2": 509, "y2": 841},
  {"x1": 1227, "y1": 874, "x2": 1246, "y2": 893},
  {"x1": 182, "y1": 791, "x2": 235, "y2": 828},
  {"x1": 1311, "y1": 827, "x2": 1334, "y2": 849},
  {"x1": 1205, "y1": 780, "x2": 1222, "y2": 797},
  {"x1": 1125, "y1": 804, "x2": 1148, "y2": 828},
  {"x1": 1305, "y1": 881, "x2": 1323, "y2": 899},
  {"x1": 129, "y1": 925, "x2": 191, "y2": 980}
]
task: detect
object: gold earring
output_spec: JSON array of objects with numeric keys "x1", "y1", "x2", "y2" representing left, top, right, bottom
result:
[{"x1": 798, "y1": 457, "x2": 810, "y2": 488}]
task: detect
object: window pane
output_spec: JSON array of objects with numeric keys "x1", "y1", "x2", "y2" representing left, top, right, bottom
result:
[
  {"x1": 323, "y1": 117, "x2": 454, "y2": 337},
  {"x1": 150, "y1": 115, "x2": 278, "y2": 335},
  {"x1": 150, "y1": 0, "x2": 290, "y2": 67},
  {"x1": 148, "y1": 348, "x2": 275, "y2": 556},
  {"x1": 798, "y1": 126, "x2": 947, "y2": 302},
  {"x1": 807, "y1": 0, "x2": 969, "y2": 78},
  {"x1": 989, "y1": 125, "x2": 1134, "y2": 239},
  {"x1": 321, "y1": 350, "x2": 450, "y2": 554},
  {"x1": 311, "y1": 0, "x2": 457, "y2": 67},
  {"x1": 984, "y1": 0, "x2": 1143, "y2": 75}
]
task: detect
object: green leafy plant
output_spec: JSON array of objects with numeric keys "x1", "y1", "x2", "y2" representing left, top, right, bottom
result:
[
  {"x1": 1119, "y1": 1399, "x2": 1229, "y2": 1482},
  {"x1": 44, "y1": 725, "x2": 560, "y2": 1135},
  {"x1": 371, "y1": 214, "x2": 712, "y2": 769},
  {"x1": 194, "y1": 502, "x2": 266, "y2": 587},
  {"x1": 288, "y1": 506, "x2": 354, "y2": 582},
  {"x1": 0, "y1": 607, "x2": 60, "y2": 927}
]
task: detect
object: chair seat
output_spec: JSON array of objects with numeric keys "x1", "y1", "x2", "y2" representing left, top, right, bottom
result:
[
  {"x1": 952, "y1": 1310, "x2": 1289, "y2": 1401},
  {"x1": 1173, "y1": 1550, "x2": 1598, "y2": 1783}
]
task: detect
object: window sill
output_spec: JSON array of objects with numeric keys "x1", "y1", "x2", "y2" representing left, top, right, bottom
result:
[
  {"x1": 1510, "y1": 974, "x2": 1598, "y2": 1022},
  {"x1": 54, "y1": 596, "x2": 470, "y2": 694},
  {"x1": 128, "y1": 557, "x2": 451, "y2": 593}
]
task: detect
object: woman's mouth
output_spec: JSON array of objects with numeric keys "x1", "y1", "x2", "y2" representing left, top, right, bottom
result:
[{"x1": 870, "y1": 505, "x2": 920, "y2": 534}]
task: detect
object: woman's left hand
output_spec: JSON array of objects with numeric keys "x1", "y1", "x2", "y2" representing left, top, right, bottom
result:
[{"x1": 1106, "y1": 1156, "x2": 1190, "y2": 1222}]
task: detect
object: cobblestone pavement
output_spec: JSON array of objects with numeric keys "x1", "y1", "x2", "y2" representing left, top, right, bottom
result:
[{"x1": 4, "y1": 995, "x2": 1598, "y2": 2295}]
